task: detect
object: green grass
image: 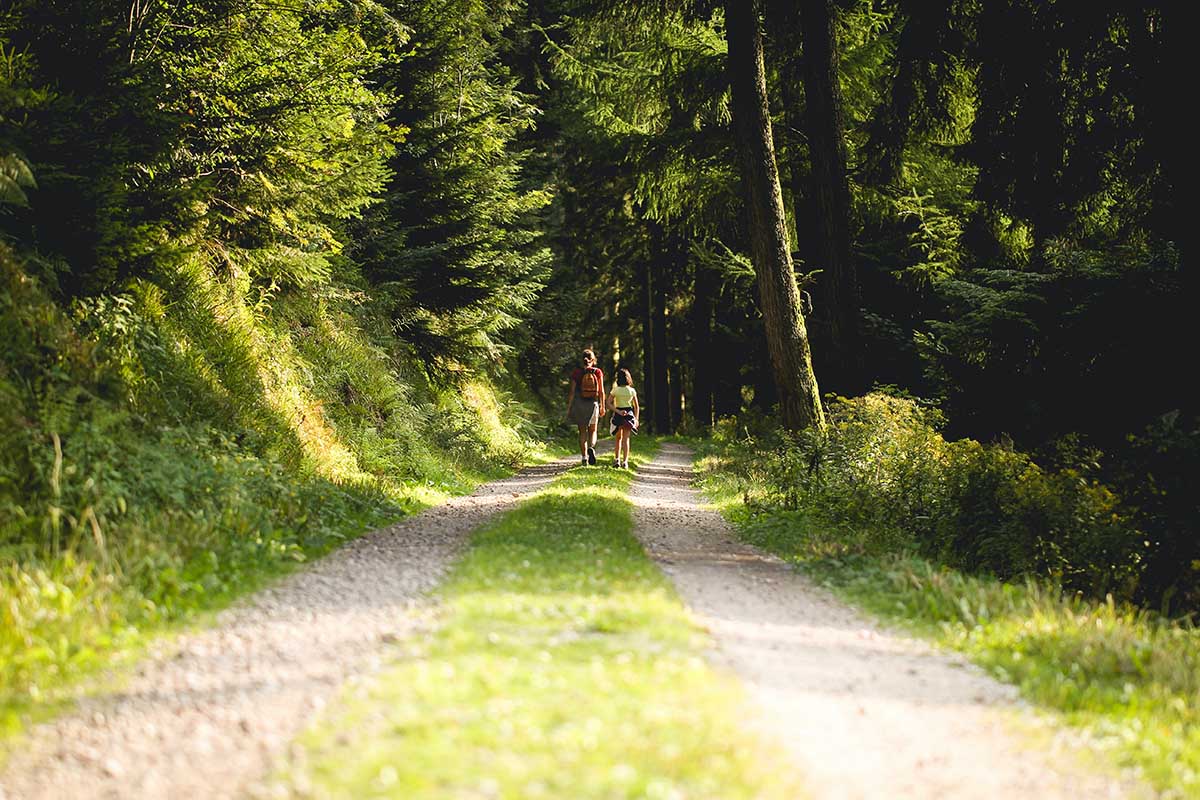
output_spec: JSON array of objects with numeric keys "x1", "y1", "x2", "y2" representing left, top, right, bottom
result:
[
  {"x1": 0, "y1": 399, "x2": 572, "y2": 744},
  {"x1": 0, "y1": 246, "x2": 563, "y2": 747},
  {"x1": 0, "y1": 450, "x2": 542, "y2": 748},
  {"x1": 274, "y1": 437, "x2": 801, "y2": 799},
  {"x1": 0, "y1": 422, "x2": 560, "y2": 748},
  {"x1": 694, "y1": 442, "x2": 1200, "y2": 799}
]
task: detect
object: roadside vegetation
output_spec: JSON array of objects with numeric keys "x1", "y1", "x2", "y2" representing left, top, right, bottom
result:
[
  {"x1": 694, "y1": 399, "x2": 1199, "y2": 798},
  {"x1": 2, "y1": 0, "x2": 551, "y2": 741},
  {"x1": 2, "y1": 0, "x2": 1189, "y2": 788},
  {"x1": 0, "y1": 245, "x2": 544, "y2": 739},
  {"x1": 276, "y1": 441, "x2": 800, "y2": 800}
]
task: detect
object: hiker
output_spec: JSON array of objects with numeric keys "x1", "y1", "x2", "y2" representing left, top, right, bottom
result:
[
  {"x1": 567, "y1": 349, "x2": 606, "y2": 465},
  {"x1": 608, "y1": 368, "x2": 639, "y2": 468}
]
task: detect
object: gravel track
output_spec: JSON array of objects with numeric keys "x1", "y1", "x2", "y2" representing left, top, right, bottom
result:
[
  {"x1": 630, "y1": 443, "x2": 1146, "y2": 800},
  {"x1": 0, "y1": 459, "x2": 571, "y2": 800}
]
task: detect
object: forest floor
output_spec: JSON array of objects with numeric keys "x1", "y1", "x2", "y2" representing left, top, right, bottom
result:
[{"x1": 0, "y1": 443, "x2": 1149, "y2": 799}]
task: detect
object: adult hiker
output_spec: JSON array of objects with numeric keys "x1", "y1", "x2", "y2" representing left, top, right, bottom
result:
[
  {"x1": 608, "y1": 368, "x2": 639, "y2": 468},
  {"x1": 567, "y1": 349, "x2": 606, "y2": 465}
]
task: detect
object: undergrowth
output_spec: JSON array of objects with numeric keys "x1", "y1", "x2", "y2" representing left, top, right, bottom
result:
[
  {"x1": 695, "y1": 408, "x2": 1200, "y2": 798},
  {"x1": 276, "y1": 439, "x2": 802, "y2": 799},
  {"x1": 0, "y1": 244, "x2": 546, "y2": 739}
]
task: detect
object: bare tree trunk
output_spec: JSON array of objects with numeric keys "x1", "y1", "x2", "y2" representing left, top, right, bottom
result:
[
  {"x1": 669, "y1": 362, "x2": 684, "y2": 429},
  {"x1": 652, "y1": 232, "x2": 671, "y2": 433},
  {"x1": 799, "y1": 0, "x2": 863, "y2": 394},
  {"x1": 641, "y1": 256, "x2": 655, "y2": 427},
  {"x1": 713, "y1": 284, "x2": 745, "y2": 419},
  {"x1": 725, "y1": 0, "x2": 825, "y2": 430},
  {"x1": 689, "y1": 257, "x2": 717, "y2": 428}
]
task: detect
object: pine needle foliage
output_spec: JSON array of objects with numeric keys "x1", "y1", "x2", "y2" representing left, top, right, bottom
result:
[{"x1": 352, "y1": 0, "x2": 552, "y2": 373}]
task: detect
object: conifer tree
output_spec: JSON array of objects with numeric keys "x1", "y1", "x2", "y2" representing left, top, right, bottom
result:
[
  {"x1": 0, "y1": 0, "x2": 395, "y2": 294},
  {"x1": 352, "y1": 0, "x2": 552, "y2": 371},
  {"x1": 725, "y1": 0, "x2": 824, "y2": 430}
]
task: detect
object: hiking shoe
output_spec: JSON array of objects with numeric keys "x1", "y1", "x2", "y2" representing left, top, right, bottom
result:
[
  {"x1": 580, "y1": 457, "x2": 588, "y2": 466},
  {"x1": 587, "y1": 446, "x2": 596, "y2": 465}
]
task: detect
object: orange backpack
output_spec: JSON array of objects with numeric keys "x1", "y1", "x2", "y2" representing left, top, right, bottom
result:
[{"x1": 579, "y1": 368, "x2": 601, "y2": 399}]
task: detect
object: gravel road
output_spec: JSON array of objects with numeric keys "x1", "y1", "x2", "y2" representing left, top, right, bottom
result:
[
  {"x1": 0, "y1": 459, "x2": 571, "y2": 800},
  {"x1": 629, "y1": 443, "x2": 1146, "y2": 800}
]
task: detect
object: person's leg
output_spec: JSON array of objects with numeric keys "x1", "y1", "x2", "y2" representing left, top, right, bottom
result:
[
  {"x1": 586, "y1": 423, "x2": 598, "y2": 463},
  {"x1": 622, "y1": 429, "x2": 631, "y2": 464},
  {"x1": 578, "y1": 425, "x2": 588, "y2": 462},
  {"x1": 612, "y1": 426, "x2": 622, "y2": 462}
]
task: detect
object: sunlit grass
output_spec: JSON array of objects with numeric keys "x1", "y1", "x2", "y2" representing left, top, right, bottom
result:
[
  {"x1": 0, "y1": 448, "x2": 551, "y2": 750},
  {"x1": 276, "y1": 438, "x2": 802, "y2": 800},
  {"x1": 0, "y1": 254, "x2": 559, "y2": 748},
  {"x1": 695, "y1": 445, "x2": 1200, "y2": 799}
]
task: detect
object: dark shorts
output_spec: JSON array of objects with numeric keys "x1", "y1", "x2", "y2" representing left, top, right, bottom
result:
[{"x1": 610, "y1": 407, "x2": 638, "y2": 435}]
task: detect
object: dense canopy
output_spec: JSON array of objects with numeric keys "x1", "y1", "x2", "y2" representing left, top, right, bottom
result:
[{"x1": 1, "y1": 0, "x2": 1193, "y2": 679}]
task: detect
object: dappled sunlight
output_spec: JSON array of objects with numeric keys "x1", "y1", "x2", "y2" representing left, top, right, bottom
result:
[{"x1": 0, "y1": 0, "x2": 1186, "y2": 794}]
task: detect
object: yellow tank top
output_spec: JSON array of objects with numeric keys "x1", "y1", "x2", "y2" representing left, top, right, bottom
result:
[{"x1": 612, "y1": 385, "x2": 637, "y2": 408}]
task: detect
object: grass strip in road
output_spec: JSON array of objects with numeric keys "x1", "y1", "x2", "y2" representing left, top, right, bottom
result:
[
  {"x1": 694, "y1": 445, "x2": 1199, "y2": 799},
  {"x1": 278, "y1": 437, "x2": 800, "y2": 799}
]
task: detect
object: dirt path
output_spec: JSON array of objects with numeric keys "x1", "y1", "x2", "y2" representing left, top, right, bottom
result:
[
  {"x1": 629, "y1": 443, "x2": 1143, "y2": 800},
  {"x1": 0, "y1": 459, "x2": 571, "y2": 800}
]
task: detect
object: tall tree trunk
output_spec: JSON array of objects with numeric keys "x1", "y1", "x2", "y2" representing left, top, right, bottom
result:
[
  {"x1": 652, "y1": 235, "x2": 671, "y2": 433},
  {"x1": 668, "y1": 307, "x2": 684, "y2": 429},
  {"x1": 667, "y1": 236, "x2": 689, "y2": 429},
  {"x1": 798, "y1": 0, "x2": 863, "y2": 394},
  {"x1": 641, "y1": 256, "x2": 655, "y2": 428},
  {"x1": 712, "y1": 284, "x2": 745, "y2": 419},
  {"x1": 669, "y1": 362, "x2": 684, "y2": 430},
  {"x1": 725, "y1": 0, "x2": 824, "y2": 430},
  {"x1": 690, "y1": 257, "x2": 717, "y2": 428},
  {"x1": 864, "y1": 8, "x2": 918, "y2": 188}
]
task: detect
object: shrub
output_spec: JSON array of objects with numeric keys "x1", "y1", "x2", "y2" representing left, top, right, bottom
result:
[
  {"x1": 714, "y1": 393, "x2": 1146, "y2": 603},
  {"x1": 1116, "y1": 411, "x2": 1200, "y2": 613}
]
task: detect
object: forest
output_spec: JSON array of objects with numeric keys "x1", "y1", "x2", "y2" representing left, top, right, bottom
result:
[{"x1": 0, "y1": 0, "x2": 1194, "y2": 784}]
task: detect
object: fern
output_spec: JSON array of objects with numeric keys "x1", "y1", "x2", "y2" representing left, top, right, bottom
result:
[{"x1": 0, "y1": 152, "x2": 35, "y2": 207}]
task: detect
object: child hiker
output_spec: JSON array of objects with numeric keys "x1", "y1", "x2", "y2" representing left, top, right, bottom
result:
[{"x1": 608, "y1": 368, "x2": 639, "y2": 468}]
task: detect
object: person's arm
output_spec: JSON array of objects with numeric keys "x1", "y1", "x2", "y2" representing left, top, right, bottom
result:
[
  {"x1": 632, "y1": 393, "x2": 640, "y2": 422},
  {"x1": 598, "y1": 371, "x2": 607, "y2": 409}
]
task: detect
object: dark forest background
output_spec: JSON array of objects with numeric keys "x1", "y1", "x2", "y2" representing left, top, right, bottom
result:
[{"x1": 1, "y1": 0, "x2": 1194, "y2": 698}]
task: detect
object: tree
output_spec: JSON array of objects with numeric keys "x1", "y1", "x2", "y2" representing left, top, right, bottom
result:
[
  {"x1": 771, "y1": 0, "x2": 863, "y2": 394},
  {"x1": 0, "y1": 0, "x2": 396, "y2": 295},
  {"x1": 352, "y1": 0, "x2": 551, "y2": 372},
  {"x1": 724, "y1": 0, "x2": 824, "y2": 430},
  {"x1": 689, "y1": 254, "x2": 718, "y2": 428}
]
